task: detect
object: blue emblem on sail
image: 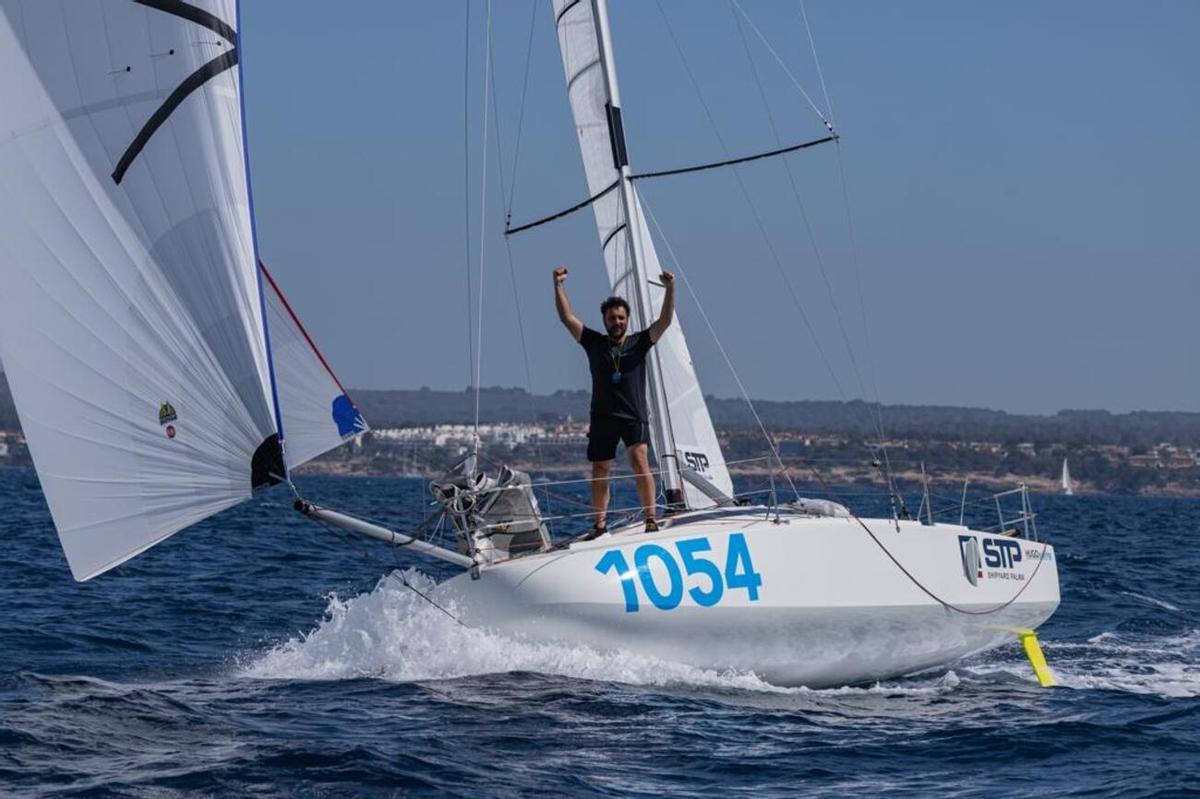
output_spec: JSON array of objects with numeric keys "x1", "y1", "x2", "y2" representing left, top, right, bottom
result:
[{"x1": 331, "y1": 395, "x2": 365, "y2": 438}]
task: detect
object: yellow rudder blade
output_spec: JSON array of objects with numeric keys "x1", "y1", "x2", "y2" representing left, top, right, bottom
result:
[{"x1": 1017, "y1": 628, "x2": 1057, "y2": 687}]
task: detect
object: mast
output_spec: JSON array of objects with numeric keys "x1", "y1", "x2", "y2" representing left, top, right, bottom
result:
[{"x1": 589, "y1": 0, "x2": 686, "y2": 506}]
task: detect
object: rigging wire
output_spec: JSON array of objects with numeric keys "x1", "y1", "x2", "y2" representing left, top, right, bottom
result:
[
  {"x1": 295, "y1": 2, "x2": 1043, "y2": 621},
  {"x1": 639, "y1": 193, "x2": 799, "y2": 499},
  {"x1": 727, "y1": 1, "x2": 894, "y2": 502},
  {"x1": 659, "y1": 1, "x2": 905, "y2": 515},
  {"x1": 729, "y1": 0, "x2": 833, "y2": 132},
  {"x1": 789, "y1": 461, "x2": 1054, "y2": 617},
  {"x1": 471, "y1": 0, "x2": 494, "y2": 446},
  {"x1": 797, "y1": 0, "x2": 835, "y2": 130},
  {"x1": 794, "y1": 0, "x2": 903, "y2": 513},
  {"x1": 462, "y1": 0, "x2": 476, "y2": 392},
  {"x1": 729, "y1": 4, "x2": 876, "y2": 426},
  {"x1": 486, "y1": 2, "x2": 554, "y2": 514},
  {"x1": 504, "y1": 0, "x2": 540, "y2": 219},
  {"x1": 653, "y1": 0, "x2": 849, "y2": 407}
]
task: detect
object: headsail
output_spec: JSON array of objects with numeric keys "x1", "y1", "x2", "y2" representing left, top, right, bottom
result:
[
  {"x1": 552, "y1": 0, "x2": 733, "y2": 505},
  {"x1": 260, "y1": 261, "x2": 367, "y2": 470},
  {"x1": 0, "y1": 0, "x2": 283, "y2": 580}
]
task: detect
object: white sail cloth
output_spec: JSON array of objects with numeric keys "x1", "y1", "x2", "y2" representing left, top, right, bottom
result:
[
  {"x1": 0, "y1": 1, "x2": 358, "y2": 580},
  {"x1": 552, "y1": 0, "x2": 733, "y2": 505},
  {"x1": 261, "y1": 262, "x2": 367, "y2": 470}
]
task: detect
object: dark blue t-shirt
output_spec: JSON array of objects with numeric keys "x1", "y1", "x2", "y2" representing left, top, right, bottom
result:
[{"x1": 580, "y1": 327, "x2": 655, "y2": 421}]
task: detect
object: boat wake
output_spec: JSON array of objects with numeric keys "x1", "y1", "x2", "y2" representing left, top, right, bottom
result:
[
  {"x1": 241, "y1": 570, "x2": 786, "y2": 692},
  {"x1": 242, "y1": 571, "x2": 1199, "y2": 699},
  {"x1": 962, "y1": 628, "x2": 1200, "y2": 698}
]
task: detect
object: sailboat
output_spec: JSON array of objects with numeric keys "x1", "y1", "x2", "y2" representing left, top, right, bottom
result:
[
  {"x1": 1062, "y1": 458, "x2": 1074, "y2": 495},
  {"x1": 0, "y1": 1, "x2": 1059, "y2": 688}
]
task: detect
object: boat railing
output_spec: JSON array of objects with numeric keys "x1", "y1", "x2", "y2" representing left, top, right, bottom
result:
[
  {"x1": 987, "y1": 484, "x2": 1039, "y2": 541},
  {"x1": 916, "y1": 479, "x2": 1040, "y2": 540}
]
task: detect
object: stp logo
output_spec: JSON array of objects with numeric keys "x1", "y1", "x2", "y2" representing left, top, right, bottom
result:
[
  {"x1": 958, "y1": 535, "x2": 1023, "y2": 585},
  {"x1": 983, "y1": 538, "x2": 1023, "y2": 569},
  {"x1": 683, "y1": 451, "x2": 710, "y2": 472}
]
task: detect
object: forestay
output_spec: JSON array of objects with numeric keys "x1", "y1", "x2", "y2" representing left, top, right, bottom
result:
[
  {"x1": 0, "y1": 0, "x2": 349, "y2": 580},
  {"x1": 552, "y1": 0, "x2": 733, "y2": 506}
]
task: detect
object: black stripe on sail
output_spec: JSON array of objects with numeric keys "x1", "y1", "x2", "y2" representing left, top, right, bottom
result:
[
  {"x1": 555, "y1": 0, "x2": 582, "y2": 25},
  {"x1": 112, "y1": 49, "x2": 238, "y2": 184},
  {"x1": 601, "y1": 222, "x2": 627, "y2": 250},
  {"x1": 134, "y1": 0, "x2": 237, "y2": 43},
  {"x1": 112, "y1": 0, "x2": 239, "y2": 184}
]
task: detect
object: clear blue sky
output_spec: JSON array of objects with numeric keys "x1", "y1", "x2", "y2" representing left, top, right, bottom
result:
[{"x1": 239, "y1": 1, "x2": 1198, "y2": 415}]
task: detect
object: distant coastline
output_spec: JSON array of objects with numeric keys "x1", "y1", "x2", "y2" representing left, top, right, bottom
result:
[{"x1": 2, "y1": 382, "x2": 1197, "y2": 496}]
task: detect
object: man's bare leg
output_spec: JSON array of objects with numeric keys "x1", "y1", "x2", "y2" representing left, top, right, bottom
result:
[
  {"x1": 628, "y1": 444, "x2": 656, "y2": 526},
  {"x1": 591, "y1": 459, "x2": 612, "y2": 529}
]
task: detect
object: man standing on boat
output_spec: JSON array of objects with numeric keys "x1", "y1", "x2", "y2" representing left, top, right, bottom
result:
[{"x1": 553, "y1": 266, "x2": 675, "y2": 538}]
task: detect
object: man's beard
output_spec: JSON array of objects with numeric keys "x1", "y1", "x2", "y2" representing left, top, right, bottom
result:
[{"x1": 606, "y1": 322, "x2": 626, "y2": 339}]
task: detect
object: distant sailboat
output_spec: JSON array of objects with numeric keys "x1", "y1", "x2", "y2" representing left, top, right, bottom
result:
[{"x1": 1062, "y1": 458, "x2": 1074, "y2": 495}]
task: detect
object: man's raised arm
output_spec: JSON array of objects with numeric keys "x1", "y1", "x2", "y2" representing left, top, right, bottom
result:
[
  {"x1": 554, "y1": 266, "x2": 584, "y2": 342},
  {"x1": 648, "y1": 271, "x2": 675, "y2": 343}
]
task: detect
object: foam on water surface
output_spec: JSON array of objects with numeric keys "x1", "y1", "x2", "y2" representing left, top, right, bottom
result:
[
  {"x1": 4, "y1": 471, "x2": 1199, "y2": 796},
  {"x1": 243, "y1": 570, "x2": 1200, "y2": 701},
  {"x1": 965, "y1": 628, "x2": 1200, "y2": 698},
  {"x1": 242, "y1": 570, "x2": 789, "y2": 693}
]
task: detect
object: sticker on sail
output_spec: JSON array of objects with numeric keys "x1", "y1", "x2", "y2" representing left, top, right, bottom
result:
[
  {"x1": 159, "y1": 403, "x2": 179, "y2": 439},
  {"x1": 331, "y1": 394, "x2": 366, "y2": 438}
]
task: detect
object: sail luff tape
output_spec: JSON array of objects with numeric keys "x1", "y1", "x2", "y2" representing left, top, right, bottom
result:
[{"x1": 1017, "y1": 628, "x2": 1057, "y2": 688}]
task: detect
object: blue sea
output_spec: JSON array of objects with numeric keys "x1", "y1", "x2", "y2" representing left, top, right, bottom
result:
[{"x1": 0, "y1": 467, "x2": 1197, "y2": 797}]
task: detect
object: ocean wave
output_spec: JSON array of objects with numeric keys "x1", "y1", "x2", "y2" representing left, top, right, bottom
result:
[{"x1": 1118, "y1": 591, "x2": 1182, "y2": 612}]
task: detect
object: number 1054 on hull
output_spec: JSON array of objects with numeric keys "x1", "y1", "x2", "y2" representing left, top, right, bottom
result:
[{"x1": 437, "y1": 509, "x2": 1060, "y2": 688}]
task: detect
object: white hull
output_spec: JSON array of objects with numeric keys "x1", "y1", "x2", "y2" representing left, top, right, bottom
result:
[{"x1": 438, "y1": 507, "x2": 1060, "y2": 688}]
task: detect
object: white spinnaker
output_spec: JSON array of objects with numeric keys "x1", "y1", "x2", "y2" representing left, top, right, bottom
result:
[
  {"x1": 260, "y1": 262, "x2": 367, "y2": 470},
  {"x1": 0, "y1": 1, "x2": 281, "y2": 580},
  {"x1": 552, "y1": 0, "x2": 733, "y2": 504}
]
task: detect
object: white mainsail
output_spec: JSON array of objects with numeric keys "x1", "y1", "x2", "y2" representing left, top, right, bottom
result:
[
  {"x1": 1061, "y1": 458, "x2": 1073, "y2": 495},
  {"x1": 552, "y1": 0, "x2": 733, "y2": 506},
  {"x1": 0, "y1": 1, "x2": 356, "y2": 580}
]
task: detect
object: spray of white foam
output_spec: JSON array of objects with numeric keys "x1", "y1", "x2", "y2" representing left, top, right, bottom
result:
[
  {"x1": 239, "y1": 571, "x2": 1199, "y2": 699},
  {"x1": 240, "y1": 570, "x2": 789, "y2": 692},
  {"x1": 241, "y1": 572, "x2": 966, "y2": 697}
]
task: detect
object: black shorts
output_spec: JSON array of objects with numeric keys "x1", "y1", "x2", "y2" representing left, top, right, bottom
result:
[{"x1": 587, "y1": 417, "x2": 650, "y2": 462}]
